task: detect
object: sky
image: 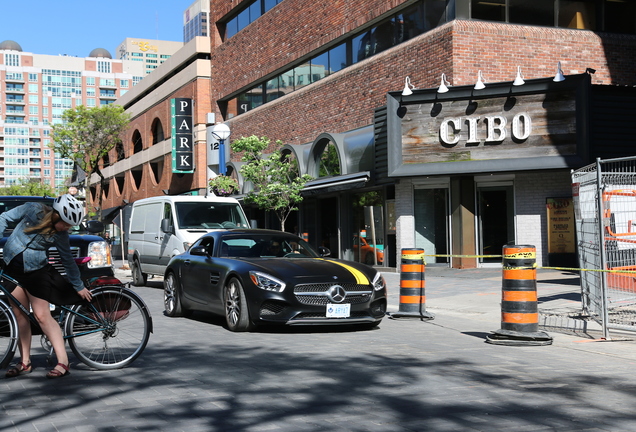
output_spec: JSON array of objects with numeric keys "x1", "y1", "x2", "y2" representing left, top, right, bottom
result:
[{"x1": 0, "y1": 0, "x2": 190, "y2": 57}]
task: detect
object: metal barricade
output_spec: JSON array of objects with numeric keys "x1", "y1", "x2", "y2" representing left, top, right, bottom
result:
[{"x1": 572, "y1": 157, "x2": 636, "y2": 337}]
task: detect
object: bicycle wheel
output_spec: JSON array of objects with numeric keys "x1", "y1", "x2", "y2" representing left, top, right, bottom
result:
[
  {"x1": 0, "y1": 299, "x2": 18, "y2": 369},
  {"x1": 65, "y1": 286, "x2": 152, "y2": 370}
]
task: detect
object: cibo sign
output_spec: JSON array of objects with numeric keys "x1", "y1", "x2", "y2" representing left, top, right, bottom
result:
[
  {"x1": 439, "y1": 113, "x2": 532, "y2": 146},
  {"x1": 400, "y1": 93, "x2": 577, "y2": 166},
  {"x1": 171, "y1": 98, "x2": 194, "y2": 173}
]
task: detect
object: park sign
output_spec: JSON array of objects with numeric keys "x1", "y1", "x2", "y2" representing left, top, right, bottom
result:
[{"x1": 171, "y1": 98, "x2": 194, "y2": 173}]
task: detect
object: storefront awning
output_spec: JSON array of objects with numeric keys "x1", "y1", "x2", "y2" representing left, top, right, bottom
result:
[
  {"x1": 302, "y1": 171, "x2": 370, "y2": 195},
  {"x1": 100, "y1": 206, "x2": 122, "y2": 224}
]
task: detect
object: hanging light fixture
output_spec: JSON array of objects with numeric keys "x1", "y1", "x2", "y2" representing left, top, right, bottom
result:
[
  {"x1": 437, "y1": 73, "x2": 451, "y2": 93},
  {"x1": 513, "y1": 66, "x2": 525, "y2": 86},
  {"x1": 474, "y1": 70, "x2": 486, "y2": 90},
  {"x1": 402, "y1": 76, "x2": 415, "y2": 96},
  {"x1": 553, "y1": 61, "x2": 565, "y2": 82}
]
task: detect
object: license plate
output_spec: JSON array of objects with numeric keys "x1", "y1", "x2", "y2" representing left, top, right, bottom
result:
[{"x1": 326, "y1": 303, "x2": 350, "y2": 318}]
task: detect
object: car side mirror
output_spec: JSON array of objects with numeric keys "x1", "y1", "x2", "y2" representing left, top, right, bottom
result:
[
  {"x1": 318, "y1": 246, "x2": 331, "y2": 257},
  {"x1": 189, "y1": 246, "x2": 208, "y2": 256},
  {"x1": 85, "y1": 220, "x2": 104, "y2": 234},
  {"x1": 160, "y1": 218, "x2": 174, "y2": 234}
]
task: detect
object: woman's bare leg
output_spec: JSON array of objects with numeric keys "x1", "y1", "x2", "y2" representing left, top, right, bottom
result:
[
  {"x1": 9, "y1": 286, "x2": 32, "y2": 367},
  {"x1": 29, "y1": 294, "x2": 69, "y2": 373}
]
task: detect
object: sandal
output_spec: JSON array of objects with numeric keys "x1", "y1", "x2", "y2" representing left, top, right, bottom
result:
[
  {"x1": 5, "y1": 361, "x2": 33, "y2": 378},
  {"x1": 46, "y1": 363, "x2": 70, "y2": 379}
]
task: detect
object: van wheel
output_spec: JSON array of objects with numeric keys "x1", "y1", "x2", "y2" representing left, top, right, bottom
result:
[{"x1": 131, "y1": 259, "x2": 148, "y2": 286}]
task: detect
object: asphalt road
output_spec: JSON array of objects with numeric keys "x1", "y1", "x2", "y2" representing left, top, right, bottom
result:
[{"x1": 2, "y1": 265, "x2": 636, "y2": 431}]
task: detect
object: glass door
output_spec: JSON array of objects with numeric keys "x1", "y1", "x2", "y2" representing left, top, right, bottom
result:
[
  {"x1": 414, "y1": 187, "x2": 450, "y2": 264},
  {"x1": 476, "y1": 183, "x2": 515, "y2": 264}
]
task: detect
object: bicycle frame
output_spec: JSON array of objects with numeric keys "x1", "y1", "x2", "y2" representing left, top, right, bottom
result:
[{"x1": 0, "y1": 269, "x2": 115, "y2": 342}]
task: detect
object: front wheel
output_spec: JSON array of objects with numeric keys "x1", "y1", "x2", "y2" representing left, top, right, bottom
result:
[
  {"x1": 164, "y1": 272, "x2": 185, "y2": 317},
  {"x1": 65, "y1": 286, "x2": 152, "y2": 370},
  {"x1": 224, "y1": 278, "x2": 254, "y2": 332},
  {"x1": 0, "y1": 299, "x2": 18, "y2": 369},
  {"x1": 131, "y1": 259, "x2": 148, "y2": 286}
]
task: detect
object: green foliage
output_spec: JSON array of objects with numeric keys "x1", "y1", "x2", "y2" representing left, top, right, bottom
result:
[
  {"x1": 231, "y1": 135, "x2": 313, "y2": 231},
  {"x1": 51, "y1": 104, "x2": 130, "y2": 214},
  {"x1": 209, "y1": 175, "x2": 239, "y2": 197},
  {"x1": 0, "y1": 178, "x2": 56, "y2": 197}
]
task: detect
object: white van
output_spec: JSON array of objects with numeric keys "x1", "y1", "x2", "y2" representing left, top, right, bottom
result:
[{"x1": 127, "y1": 195, "x2": 249, "y2": 285}]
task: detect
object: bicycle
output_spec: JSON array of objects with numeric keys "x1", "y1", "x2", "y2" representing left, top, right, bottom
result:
[{"x1": 0, "y1": 260, "x2": 153, "y2": 371}]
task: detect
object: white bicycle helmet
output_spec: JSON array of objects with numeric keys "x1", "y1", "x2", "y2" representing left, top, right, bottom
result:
[{"x1": 53, "y1": 194, "x2": 85, "y2": 226}]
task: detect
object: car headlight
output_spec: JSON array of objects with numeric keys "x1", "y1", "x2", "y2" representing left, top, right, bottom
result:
[
  {"x1": 183, "y1": 242, "x2": 192, "y2": 251},
  {"x1": 87, "y1": 241, "x2": 112, "y2": 268},
  {"x1": 249, "y1": 271, "x2": 286, "y2": 292},
  {"x1": 372, "y1": 272, "x2": 386, "y2": 291}
]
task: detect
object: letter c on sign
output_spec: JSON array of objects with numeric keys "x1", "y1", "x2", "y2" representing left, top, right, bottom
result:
[{"x1": 440, "y1": 118, "x2": 461, "y2": 146}]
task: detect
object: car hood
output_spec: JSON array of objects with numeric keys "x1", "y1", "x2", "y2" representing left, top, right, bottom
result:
[{"x1": 243, "y1": 257, "x2": 377, "y2": 286}]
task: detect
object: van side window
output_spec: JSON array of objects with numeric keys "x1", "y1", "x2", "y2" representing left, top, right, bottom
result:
[{"x1": 163, "y1": 203, "x2": 173, "y2": 225}]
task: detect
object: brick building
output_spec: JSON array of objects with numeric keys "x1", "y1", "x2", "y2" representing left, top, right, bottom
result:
[{"x1": 101, "y1": 0, "x2": 636, "y2": 268}]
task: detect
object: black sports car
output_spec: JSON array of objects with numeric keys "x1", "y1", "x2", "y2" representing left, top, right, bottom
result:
[{"x1": 163, "y1": 229, "x2": 387, "y2": 331}]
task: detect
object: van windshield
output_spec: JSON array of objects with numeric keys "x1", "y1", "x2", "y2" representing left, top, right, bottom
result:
[{"x1": 175, "y1": 202, "x2": 249, "y2": 230}]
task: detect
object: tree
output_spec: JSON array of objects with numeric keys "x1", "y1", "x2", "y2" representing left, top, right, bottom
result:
[
  {"x1": 51, "y1": 104, "x2": 130, "y2": 217},
  {"x1": 231, "y1": 135, "x2": 313, "y2": 232},
  {"x1": 0, "y1": 178, "x2": 56, "y2": 197}
]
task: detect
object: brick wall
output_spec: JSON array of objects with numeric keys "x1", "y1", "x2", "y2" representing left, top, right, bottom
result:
[
  {"x1": 515, "y1": 170, "x2": 573, "y2": 265},
  {"x1": 213, "y1": 19, "x2": 636, "y2": 155}
]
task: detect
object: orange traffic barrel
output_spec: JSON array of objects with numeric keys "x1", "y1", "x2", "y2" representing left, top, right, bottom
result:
[
  {"x1": 487, "y1": 245, "x2": 552, "y2": 346},
  {"x1": 388, "y1": 248, "x2": 434, "y2": 320}
]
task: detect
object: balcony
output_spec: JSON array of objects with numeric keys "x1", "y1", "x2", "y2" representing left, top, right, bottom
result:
[
  {"x1": 5, "y1": 87, "x2": 25, "y2": 94},
  {"x1": 6, "y1": 109, "x2": 26, "y2": 116},
  {"x1": 5, "y1": 98, "x2": 25, "y2": 105}
]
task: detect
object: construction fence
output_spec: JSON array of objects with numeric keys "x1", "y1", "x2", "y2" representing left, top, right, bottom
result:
[{"x1": 572, "y1": 157, "x2": 636, "y2": 337}]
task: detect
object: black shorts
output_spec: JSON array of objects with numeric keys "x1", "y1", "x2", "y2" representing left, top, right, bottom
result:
[{"x1": 5, "y1": 259, "x2": 83, "y2": 306}]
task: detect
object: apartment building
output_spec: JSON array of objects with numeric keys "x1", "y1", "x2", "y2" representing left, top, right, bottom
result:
[
  {"x1": 0, "y1": 40, "x2": 145, "y2": 189},
  {"x1": 115, "y1": 38, "x2": 183, "y2": 75}
]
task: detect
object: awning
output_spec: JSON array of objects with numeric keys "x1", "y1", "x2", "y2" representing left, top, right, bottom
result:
[
  {"x1": 302, "y1": 171, "x2": 370, "y2": 195},
  {"x1": 101, "y1": 205, "x2": 122, "y2": 224}
]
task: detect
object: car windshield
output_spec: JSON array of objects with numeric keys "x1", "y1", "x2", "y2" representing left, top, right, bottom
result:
[
  {"x1": 176, "y1": 202, "x2": 249, "y2": 229},
  {"x1": 218, "y1": 234, "x2": 320, "y2": 258}
]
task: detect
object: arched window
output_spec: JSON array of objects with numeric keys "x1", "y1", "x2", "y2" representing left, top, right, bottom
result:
[
  {"x1": 131, "y1": 167, "x2": 143, "y2": 190},
  {"x1": 319, "y1": 141, "x2": 340, "y2": 177},
  {"x1": 102, "y1": 181, "x2": 110, "y2": 200},
  {"x1": 115, "y1": 142, "x2": 125, "y2": 161},
  {"x1": 132, "y1": 130, "x2": 143, "y2": 154},
  {"x1": 151, "y1": 118, "x2": 164, "y2": 144},
  {"x1": 115, "y1": 174, "x2": 125, "y2": 195},
  {"x1": 149, "y1": 157, "x2": 164, "y2": 184}
]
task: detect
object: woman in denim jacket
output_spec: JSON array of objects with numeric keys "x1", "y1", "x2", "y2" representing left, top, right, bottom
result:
[{"x1": 1, "y1": 194, "x2": 92, "y2": 379}]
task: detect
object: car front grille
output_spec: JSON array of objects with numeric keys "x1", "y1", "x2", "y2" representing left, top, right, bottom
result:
[
  {"x1": 294, "y1": 283, "x2": 372, "y2": 306},
  {"x1": 0, "y1": 247, "x2": 80, "y2": 276}
]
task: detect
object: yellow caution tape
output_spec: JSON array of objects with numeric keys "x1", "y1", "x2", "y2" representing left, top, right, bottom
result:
[{"x1": 426, "y1": 254, "x2": 502, "y2": 258}]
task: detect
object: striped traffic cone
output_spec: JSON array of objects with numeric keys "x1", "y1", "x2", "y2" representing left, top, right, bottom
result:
[
  {"x1": 486, "y1": 245, "x2": 552, "y2": 346},
  {"x1": 389, "y1": 248, "x2": 434, "y2": 320}
]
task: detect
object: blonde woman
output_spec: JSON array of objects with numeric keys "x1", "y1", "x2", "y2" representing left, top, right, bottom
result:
[{"x1": 1, "y1": 194, "x2": 92, "y2": 379}]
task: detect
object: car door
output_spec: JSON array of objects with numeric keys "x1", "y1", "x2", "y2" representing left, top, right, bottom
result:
[{"x1": 179, "y1": 237, "x2": 225, "y2": 313}]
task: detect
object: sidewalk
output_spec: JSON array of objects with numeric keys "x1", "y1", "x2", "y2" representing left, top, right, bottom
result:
[{"x1": 113, "y1": 259, "x2": 604, "y2": 338}]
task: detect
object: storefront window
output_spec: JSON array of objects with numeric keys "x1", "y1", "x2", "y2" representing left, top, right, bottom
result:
[
  {"x1": 558, "y1": 0, "x2": 596, "y2": 30},
  {"x1": 318, "y1": 142, "x2": 340, "y2": 177},
  {"x1": 471, "y1": 0, "x2": 505, "y2": 22},
  {"x1": 352, "y1": 191, "x2": 385, "y2": 266},
  {"x1": 509, "y1": 0, "x2": 554, "y2": 26},
  {"x1": 414, "y1": 188, "x2": 449, "y2": 264}
]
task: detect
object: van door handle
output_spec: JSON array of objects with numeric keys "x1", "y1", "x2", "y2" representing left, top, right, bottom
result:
[{"x1": 184, "y1": 260, "x2": 191, "y2": 266}]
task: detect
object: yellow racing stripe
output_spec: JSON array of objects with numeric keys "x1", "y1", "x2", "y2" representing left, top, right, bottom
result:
[{"x1": 320, "y1": 259, "x2": 369, "y2": 285}]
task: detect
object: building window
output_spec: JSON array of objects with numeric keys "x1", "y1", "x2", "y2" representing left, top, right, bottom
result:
[
  {"x1": 5, "y1": 54, "x2": 20, "y2": 67},
  {"x1": 97, "y1": 61, "x2": 112, "y2": 73},
  {"x1": 28, "y1": 73, "x2": 38, "y2": 82},
  {"x1": 120, "y1": 79, "x2": 129, "y2": 88},
  {"x1": 86, "y1": 77, "x2": 95, "y2": 86}
]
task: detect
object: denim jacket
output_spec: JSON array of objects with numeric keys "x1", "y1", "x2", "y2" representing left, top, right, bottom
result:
[{"x1": 0, "y1": 202, "x2": 84, "y2": 292}]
